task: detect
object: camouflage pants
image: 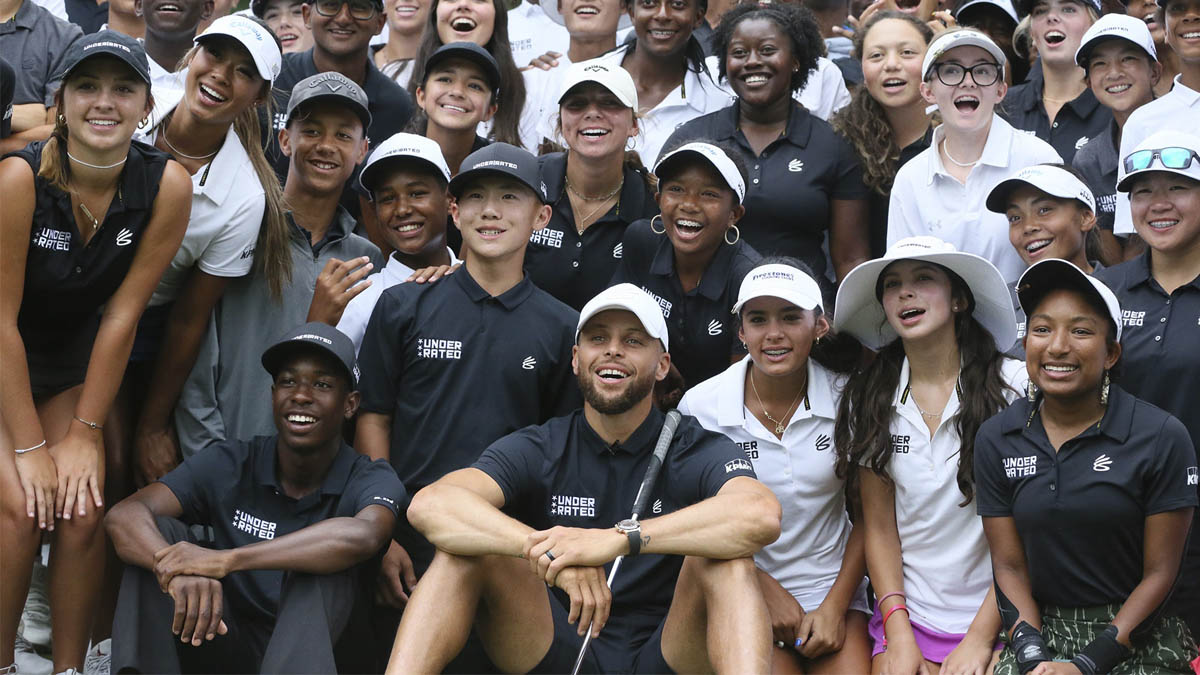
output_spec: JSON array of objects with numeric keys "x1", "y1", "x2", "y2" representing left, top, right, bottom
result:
[{"x1": 995, "y1": 603, "x2": 1197, "y2": 675}]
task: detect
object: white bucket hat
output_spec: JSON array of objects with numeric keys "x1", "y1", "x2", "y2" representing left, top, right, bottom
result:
[{"x1": 834, "y1": 236, "x2": 1017, "y2": 351}]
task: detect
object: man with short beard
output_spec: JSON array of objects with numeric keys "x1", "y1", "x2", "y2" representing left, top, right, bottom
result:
[{"x1": 385, "y1": 283, "x2": 782, "y2": 674}]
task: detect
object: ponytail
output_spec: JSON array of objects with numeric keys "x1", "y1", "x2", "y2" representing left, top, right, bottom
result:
[{"x1": 38, "y1": 93, "x2": 71, "y2": 191}]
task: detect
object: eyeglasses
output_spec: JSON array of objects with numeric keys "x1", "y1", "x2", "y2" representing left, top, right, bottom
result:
[
  {"x1": 312, "y1": 0, "x2": 378, "y2": 20},
  {"x1": 931, "y1": 62, "x2": 1001, "y2": 87},
  {"x1": 1123, "y1": 146, "x2": 1200, "y2": 175}
]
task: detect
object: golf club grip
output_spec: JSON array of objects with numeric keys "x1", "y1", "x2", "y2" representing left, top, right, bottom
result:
[{"x1": 630, "y1": 410, "x2": 682, "y2": 519}]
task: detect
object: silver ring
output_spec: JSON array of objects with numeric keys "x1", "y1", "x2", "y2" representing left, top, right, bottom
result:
[{"x1": 545, "y1": 551, "x2": 555, "y2": 561}]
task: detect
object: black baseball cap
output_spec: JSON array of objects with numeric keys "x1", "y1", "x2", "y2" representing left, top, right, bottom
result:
[
  {"x1": 262, "y1": 322, "x2": 360, "y2": 387},
  {"x1": 285, "y1": 72, "x2": 372, "y2": 129},
  {"x1": 421, "y1": 42, "x2": 502, "y2": 94},
  {"x1": 448, "y1": 142, "x2": 548, "y2": 203},
  {"x1": 56, "y1": 30, "x2": 151, "y2": 84}
]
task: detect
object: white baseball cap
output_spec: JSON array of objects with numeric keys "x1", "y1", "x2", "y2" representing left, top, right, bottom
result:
[
  {"x1": 577, "y1": 284, "x2": 670, "y2": 351},
  {"x1": 986, "y1": 164, "x2": 1097, "y2": 214},
  {"x1": 955, "y1": 0, "x2": 1019, "y2": 25},
  {"x1": 557, "y1": 59, "x2": 639, "y2": 111},
  {"x1": 1116, "y1": 130, "x2": 1200, "y2": 192},
  {"x1": 732, "y1": 264, "x2": 824, "y2": 315},
  {"x1": 195, "y1": 14, "x2": 282, "y2": 83},
  {"x1": 541, "y1": 0, "x2": 632, "y2": 31},
  {"x1": 654, "y1": 142, "x2": 746, "y2": 204},
  {"x1": 1075, "y1": 13, "x2": 1157, "y2": 68},
  {"x1": 921, "y1": 28, "x2": 1007, "y2": 81},
  {"x1": 358, "y1": 133, "x2": 451, "y2": 195},
  {"x1": 834, "y1": 236, "x2": 1016, "y2": 351},
  {"x1": 1016, "y1": 259, "x2": 1122, "y2": 341}
]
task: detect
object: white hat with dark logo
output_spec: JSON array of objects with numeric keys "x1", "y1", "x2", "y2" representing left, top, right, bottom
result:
[
  {"x1": 577, "y1": 284, "x2": 670, "y2": 351},
  {"x1": 986, "y1": 164, "x2": 1097, "y2": 214},
  {"x1": 359, "y1": 132, "x2": 451, "y2": 194},
  {"x1": 196, "y1": 14, "x2": 283, "y2": 83}
]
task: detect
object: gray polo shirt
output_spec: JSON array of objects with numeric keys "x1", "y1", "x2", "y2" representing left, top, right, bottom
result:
[{"x1": 0, "y1": 0, "x2": 80, "y2": 106}]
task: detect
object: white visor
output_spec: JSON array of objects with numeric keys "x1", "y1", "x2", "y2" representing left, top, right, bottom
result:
[
  {"x1": 654, "y1": 142, "x2": 747, "y2": 204},
  {"x1": 732, "y1": 264, "x2": 824, "y2": 315},
  {"x1": 986, "y1": 164, "x2": 1097, "y2": 214}
]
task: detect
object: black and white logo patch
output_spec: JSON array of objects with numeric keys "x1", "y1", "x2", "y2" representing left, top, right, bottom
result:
[
  {"x1": 522, "y1": 356, "x2": 536, "y2": 370},
  {"x1": 232, "y1": 509, "x2": 277, "y2": 540},
  {"x1": 115, "y1": 228, "x2": 133, "y2": 247},
  {"x1": 550, "y1": 494, "x2": 596, "y2": 517},
  {"x1": 788, "y1": 159, "x2": 803, "y2": 173},
  {"x1": 652, "y1": 499, "x2": 663, "y2": 514},
  {"x1": 529, "y1": 228, "x2": 564, "y2": 248},
  {"x1": 32, "y1": 227, "x2": 71, "y2": 252},
  {"x1": 814, "y1": 434, "x2": 831, "y2": 452},
  {"x1": 1093, "y1": 454, "x2": 1112, "y2": 472},
  {"x1": 1004, "y1": 455, "x2": 1037, "y2": 478},
  {"x1": 724, "y1": 458, "x2": 752, "y2": 473},
  {"x1": 613, "y1": 243, "x2": 622, "y2": 259},
  {"x1": 416, "y1": 337, "x2": 462, "y2": 359},
  {"x1": 890, "y1": 434, "x2": 910, "y2": 454},
  {"x1": 1187, "y1": 467, "x2": 1198, "y2": 486},
  {"x1": 707, "y1": 319, "x2": 723, "y2": 336},
  {"x1": 737, "y1": 440, "x2": 758, "y2": 460}
]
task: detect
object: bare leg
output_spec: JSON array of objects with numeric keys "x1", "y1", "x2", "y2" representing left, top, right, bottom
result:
[
  {"x1": 0, "y1": 413, "x2": 41, "y2": 669},
  {"x1": 772, "y1": 645, "x2": 806, "y2": 674},
  {"x1": 386, "y1": 552, "x2": 555, "y2": 674},
  {"x1": 804, "y1": 610, "x2": 872, "y2": 675},
  {"x1": 39, "y1": 389, "x2": 108, "y2": 672},
  {"x1": 660, "y1": 556, "x2": 772, "y2": 673}
]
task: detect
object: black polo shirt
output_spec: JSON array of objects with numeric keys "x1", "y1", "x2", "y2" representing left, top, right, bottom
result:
[
  {"x1": 975, "y1": 385, "x2": 1197, "y2": 608},
  {"x1": 1001, "y1": 60, "x2": 1113, "y2": 165},
  {"x1": 611, "y1": 219, "x2": 762, "y2": 390},
  {"x1": 64, "y1": 0, "x2": 108, "y2": 34},
  {"x1": 1072, "y1": 120, "x2": 1119, "y2": 233},
  {"x1": 473, "y1": 407, "x2": 758, "y2": 646},
  {"x1": 159, "y1": 436, "x2": 405, "y2": 625},
  {"x1": 864, "y1": 128, "x2": 932, "y2": 258},
  {"x1": 266, "y1": 49, "x2": 415, "y2": 214},
  {"x1": 662, "y1": 101, "x2": 867, "y2": 279},
  {"x1": 523, "y1": 152, "x2": 659, "y2": 311},
  {"x1": 356, "y1": 267, "x2": 582, "y2": 569},
  {"x1": 9, "y1": 140, "x2": 169, "y2": 360}
]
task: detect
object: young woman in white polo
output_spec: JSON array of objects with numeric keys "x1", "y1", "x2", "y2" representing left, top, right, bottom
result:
[
  {"x1": 833, "y1": 236, "x2": 1027, "y2": 675},
  {"x1": 680, "y1": 258, "x2": 871, "y2": 675}
]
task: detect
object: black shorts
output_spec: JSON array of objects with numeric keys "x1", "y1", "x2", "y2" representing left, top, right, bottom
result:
[
  {"x1": 24, "y1": 313, "x2": 100, "y2": 398},
  {"x1": 129, "y1": 302, "x2": 173, "y2": 363},
  {"x1": 531, "y1": 588, "x2": 673, "y2": 674}
]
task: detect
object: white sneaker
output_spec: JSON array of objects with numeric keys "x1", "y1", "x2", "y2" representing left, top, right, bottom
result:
[
  {"x1": 82, "y1": 640, "x2": 109, "y2": 675},
  {"x1": 13, "y1": 634, "x2": 52, "y2": 675},
  {"x1": 20, "y1": 562, "x2": 51, "y2": 648}
]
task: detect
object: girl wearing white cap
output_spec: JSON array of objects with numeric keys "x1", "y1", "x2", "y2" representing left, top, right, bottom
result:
[
  {"x1": 831, "y1": 10, "x2": 936, "y2": 258},
  {"x1": 978, "y1": 259, "x2": 1197, "y2": 675},
  {"x1": 0, "y1": 32, "x2": 191, "y2": 673},
  {"x1": 888, "y1": 28, "x2": 1061, "y2": 284},
  {"x1": 524, "y1": 60, "x2": 659, "y2": 311},
  {"x1": 833, "y1": 236, "x2": 1026, "y2": 674},
  {"x1": 680, "y1": 258, "x2": 871, "y2": 675},
  {"x1": 1073, "y1": 13, "x2": 1160, "y2": 262},
  {"x1": 1096, "y1": 130, "x2": 1200, "y2": 641},
  {"x1": 120, "y1": 15, "x2": 289, "y2": 497},
  {"x1": 611, "y1": 140, "x2": 761, "y2": 395}
]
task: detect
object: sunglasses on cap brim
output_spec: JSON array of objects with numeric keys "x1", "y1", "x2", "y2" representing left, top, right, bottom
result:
[{"x1": 1123, "y1": 147, "x2": 1200, "y2": 175}]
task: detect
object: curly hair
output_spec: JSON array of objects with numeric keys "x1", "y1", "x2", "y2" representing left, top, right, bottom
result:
[
  {"x1": 711, "y1": 2, "x2": 824, "y2": 93},
  {"x1": 407, "y1": 0, "x2": 526, "y2": 148},
  {"x1": 833, "y1": 265, "x2": 1019, "y2": 506},
  {"x1": 829, "y1": 10, "x2": 933, "y2": 195}
]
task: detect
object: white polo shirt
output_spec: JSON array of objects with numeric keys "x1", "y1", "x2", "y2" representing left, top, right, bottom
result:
[
  {"x1": 877, "y1": 356, "x2": 1027, "y2": 634},
  {"x1": 521, "y1": 53, "x2": 575, "y2": 153},
  {"x1": 136, "y1": 108, "x2": 265, "y2": 307},
  {"x1": 703, "y1": 55, "x2": 851, "y2": 122},
  {"x1": 887, "y1": 115, "x2": 1061, "y2": 283},
  {"x1": 336, "y1": 247, "x2": 460, "y2": 353},
  {"x1": 1113, "y1": 75, "x2": 1200, "y2": 235},
  {"x1": 507, "y1": 0, "x2": 570, "y2": 69},
  {"x1": 679, "y1": 357, "x2": 869, "y2": 614}
]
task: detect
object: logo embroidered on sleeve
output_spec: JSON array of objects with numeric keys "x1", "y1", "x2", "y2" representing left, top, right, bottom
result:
[
  {"x1": 1093, "y1": 454, "x2": 1112, "y2": 472},
  {"x1": 1186, "y1": 467, "x2": 1197, "y2": 486},
  {"x1": 522, "y1": 356, "x2": 537, "y2": 370},
  {"x1": 725, "y1": 458, "x2": 752, "y2": 473},
  {"x1": 788, "y1": 159, "x2": 804, "y2": 173},
  {"x1": 814, "y1": 434, "x2": 831, "y2": 452},
  {"x1": 707, "y1": 319, "x2": 722, "y2": 335},
  {"x1": 115, "y1": 228, "x2": 133, "y2": 247}
]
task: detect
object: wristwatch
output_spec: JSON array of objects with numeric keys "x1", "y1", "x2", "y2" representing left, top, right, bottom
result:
[{"x1": 615, "y1": 519, "x2": 642, "y2": 556}]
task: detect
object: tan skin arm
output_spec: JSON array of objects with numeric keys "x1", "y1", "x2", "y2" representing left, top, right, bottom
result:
[
  {"x1": 355, "y1": 411, "x2": 392, "y2": 462},
  {"x1": 829, "y1": 198, "x2": 870, "y2": 283}
]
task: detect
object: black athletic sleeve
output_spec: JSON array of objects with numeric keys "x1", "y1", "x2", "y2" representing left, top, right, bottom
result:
[
  {"x1": 472, "y1": 425, "x2": 549, "y2": 507},
  {"x1": 1144, "y1": 414, "x2": 1199, "y2": 515},
  {"x1": 346, "y1": 458, "x2": 408, "y2": 518},
  {"x1": 158, "y1": 441, "x2": 246, "y2": 525},
  {"x1": 829, "y1": 126, "x2": 869, "y2": 200},
  {"x1": 974, "y1": 417, "x2": 1014, "y2": 517},
  {"x1": 357, "y1": 286, "x2": 414, "y2": 414}
]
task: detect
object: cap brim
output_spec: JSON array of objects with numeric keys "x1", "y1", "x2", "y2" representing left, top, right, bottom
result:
[
  {"x1": 558, "y1": 78, "x2": 636, "y2": 109},
  {"x1": 196, "y1": 31, "x2": 278, "y2": 83},
  {"x1": 261, "y1": 340, "x2": 354, "y2": 385},
  {"x1": 654, "y1": 146, "x2": 745, "y2": 203},
  {"x1": 834, "y1": 251, "x2": 1016, "y2": 351},
  {"x1": 577, "y1": 302, "x2": 668, "y2": 350},
  {"x1": 425, "y1": 49, "x2": 501, "y2": 93},
  {"x1": 448, "y1": 167, "x2": 547, "y2": 203},
  {"x1": 288, "y1": 92, "x2": 372, "y2": 130},
  {"x1": 1117, "y1": 164, "x2": 1200, "y2": 192},
  {"x1": 62, "y1": 49, "x2": 151, "y2": 84},
  {"x1": 360, "y1": 154, "x2": 449, "y2": 195}
]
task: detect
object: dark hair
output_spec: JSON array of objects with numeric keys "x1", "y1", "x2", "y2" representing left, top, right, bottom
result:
[
  {"x1": 830, "y1": 11, "x2": 934, "y2": 195},
  {"x1": 741, "y1": 256, "x2": 864, "y2": 374},
  {"x1": 654, "y1": 138, "x2": 748, "y2": 205},
  {"x1": 407, "y1": 0, "x2": 526, "y2": 147},
  {"x1": 623, "y1": 0, "x2": 710, "y2": 79},
  {"x1": 1021, "y1": 281, "x2": 1122, "y2": 376},
  {"x1": 713, "y1": 2, "x2": 824, "y2": 93},
  {"x1": 834, "y1": 263, "x2": 1018, "y2": 505}
]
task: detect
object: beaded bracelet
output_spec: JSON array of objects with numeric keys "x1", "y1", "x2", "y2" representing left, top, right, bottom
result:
[{"x1": 15, "y1": 440, "x2": 47, "y2": 454}]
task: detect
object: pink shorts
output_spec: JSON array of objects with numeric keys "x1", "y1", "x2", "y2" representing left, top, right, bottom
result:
[{"x1": 867, "y1": 610, "x2": 1002, "y2": 663}]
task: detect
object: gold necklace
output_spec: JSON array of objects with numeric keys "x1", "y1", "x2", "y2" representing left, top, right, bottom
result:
[
  {"x1": 566, "y1": 177, "x2": 623, "y2": 201},
  {"x1": 78, "y1": 201, "x2": 101, "y2": 232},
  {"x1": 572, "y1": 194, "x2": 619, "y2": 234},
  {"x1": 749, "y1": 368, "x2": 807, "y2": 435}
]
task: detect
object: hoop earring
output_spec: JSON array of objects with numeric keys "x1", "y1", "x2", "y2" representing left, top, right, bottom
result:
[
  {"x1": 724, "y1": 225, "x2": 740, "y2": 245},
  {"x1": 1026, "y1": 380, "x2": 1037, "y2": 403},
  {"x1": 1100, "y1": 370, "x2": 1110, "y2": 405},
  {"x1": 650, "y1": 214, "x2": 666, "y2": 235}
]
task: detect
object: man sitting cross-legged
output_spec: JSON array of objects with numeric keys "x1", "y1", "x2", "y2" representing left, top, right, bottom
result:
[{"x1": 386, "y1": 284, "x2": 782, "y2": 674}]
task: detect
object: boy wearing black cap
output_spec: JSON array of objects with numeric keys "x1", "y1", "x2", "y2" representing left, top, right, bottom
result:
[
  {"x1": 106, "y1": 322, "x2": 405, "y2": 674},
  {"x1": 174, "y1": 72, "x2": 382, "y2": 456},
  {"x1": 356, "y1": 142, "x2": 581, "y2": 601}
]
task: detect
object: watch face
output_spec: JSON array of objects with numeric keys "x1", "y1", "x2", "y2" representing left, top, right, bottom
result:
[{"x1": 616, "y1": 519, "x2": 639, "y2": 531}]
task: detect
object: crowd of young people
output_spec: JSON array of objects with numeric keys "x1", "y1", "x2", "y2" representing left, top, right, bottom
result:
[{"x1": 1, "y1": 0, "x2": 1199, "y2": 671}]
